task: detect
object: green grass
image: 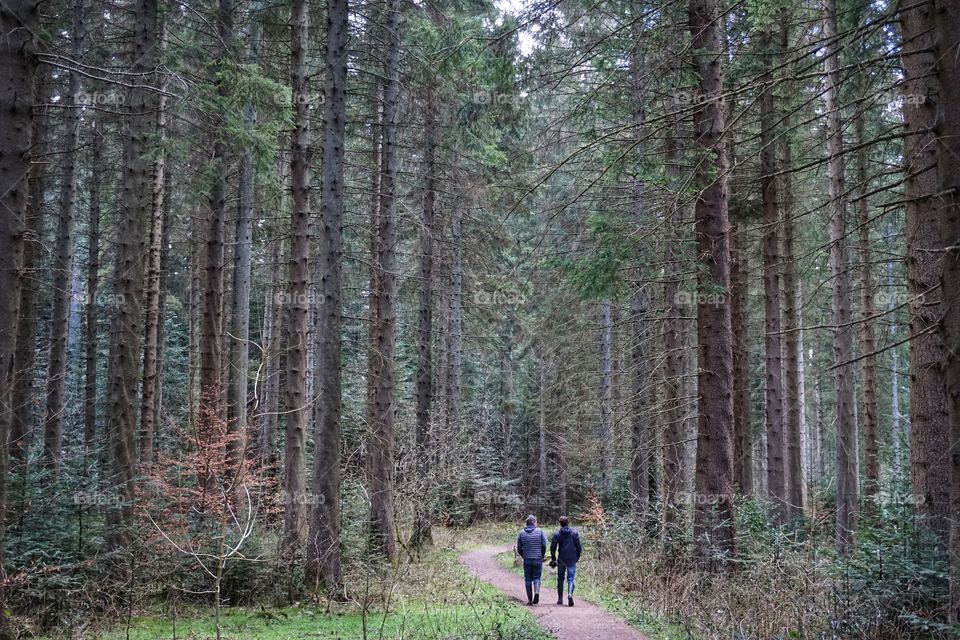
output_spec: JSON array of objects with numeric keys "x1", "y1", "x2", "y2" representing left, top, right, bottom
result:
[
  {"x1": 43, "y1": 548, "x2": 550, "y2": 640},
  {"x1": 495, "y1": 551, "x2": 687, "y2": 640}
]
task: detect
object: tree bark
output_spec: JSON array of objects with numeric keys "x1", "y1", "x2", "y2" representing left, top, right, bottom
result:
[
  {"x1": 930, "y1": 0, "x2": 960, "y2": 622},
  {"x1": 411, "y1": 92, "x2": 436, "y2": 549},
  {"x1": 599, "y1": 298, "x2": 614, "y2": 493},
  {"x1": 367, "y1": 0, "x2": 401, "y2": 560},
  {"x1": 823, "y1": 0, "x2": 858, "y2": 552},
  {"x1": 284, "y1": 0, "x2": 310, "y2": 549},
  {"x1": 662, "y1": 120, "x2": 687, "y2": 532},
  {"x1": 104, "y1": 0, "x2": 160, "y2": 547},
  {"x1": 689, "y1": 0, "x2": 736, "y2": 562},
  {"x1": 306, "y1": 0, "x2": 348, "y2": 589},
  {"x1": 759, "y1": 28, "x2": 786, "y2": 523},
  {"x1": 630, "y1": 286, "x2": 652, "y2": 518},
  {"x1": 730, "y1": 225, "x2": 753, "y2": 495},
  {"x1": 0, "y1": 0, "x2": 39, "y2": 621},
  {"x1": 83, "y1": 124, "x2": 104, "y2": 451},
  {"x1": 855, "y1": 114, "x2": 880, "y2": 517},
  {"x1": 42, "y1": 0, "x2": 84, "y2": 475},
  {"x1": 10, "y1": 73, "x2": 49, "y2": 465},
  {"x1": 899, "y1": 0, "x2": 949, "y2": 548}
]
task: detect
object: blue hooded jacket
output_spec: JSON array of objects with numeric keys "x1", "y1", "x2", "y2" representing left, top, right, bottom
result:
[
  {"x1": 550, "y1": 526, "x2": 582, "y2": 566},
  {"x1": 516, "y1": 525, "x2": 547, "y2": 563}
]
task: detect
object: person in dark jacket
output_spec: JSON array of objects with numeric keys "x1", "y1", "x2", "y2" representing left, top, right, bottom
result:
[
  {"x1": 549, "y1": 515, "x2": 582, "y2": 606},
  {"x1": 516, "y1": 514, "x2": 547, "y2": 605}
]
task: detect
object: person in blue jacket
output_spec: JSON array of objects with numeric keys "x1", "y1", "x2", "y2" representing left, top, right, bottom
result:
[
  {"x1": 549, "y1": 515, "x2": 582, "y2": 606},
  {"x1": 516, "y1": 514, "x2": 547, "y2": 605}
]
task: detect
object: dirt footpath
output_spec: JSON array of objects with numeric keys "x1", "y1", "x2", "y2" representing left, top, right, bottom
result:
[{"x1": 459, "y1": 544, "x2": 649, "y2": 640}]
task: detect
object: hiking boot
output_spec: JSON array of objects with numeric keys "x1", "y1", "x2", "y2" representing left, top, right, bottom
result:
[
  {"x1": 525, "y1": 584, "x2": 533, "y2": 605},
  {"x1": 568, "y1": 596, "x2": 574, "y2": 607},
  {"x1": 557, "y1": 585, "x2": 564, "y2": 605},
  {"x1": 533, "y1": 592, "x2": 539, "y2": 604}
]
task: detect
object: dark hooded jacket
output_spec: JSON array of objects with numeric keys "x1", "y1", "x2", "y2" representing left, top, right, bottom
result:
[{"x1": 550, "y1": 526, "x2": 582, "y2": 566}]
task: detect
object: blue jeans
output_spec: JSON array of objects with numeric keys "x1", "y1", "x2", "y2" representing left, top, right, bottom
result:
[
  {"x1": 523, "y1": 561, "x2": 543, "y2": 587},
  {"x1": 558, "y1": 562, "x2": 576, "y2": 595}
]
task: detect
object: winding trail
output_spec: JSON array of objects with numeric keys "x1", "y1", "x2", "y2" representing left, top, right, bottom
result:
[{"x1": 459, "y1": 544, "x2": 649, "y2": 640}]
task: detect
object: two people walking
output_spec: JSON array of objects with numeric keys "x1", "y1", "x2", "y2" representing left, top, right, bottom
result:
[{"x1": 516, "y1": 514, "x2": 582, "y2": 607}]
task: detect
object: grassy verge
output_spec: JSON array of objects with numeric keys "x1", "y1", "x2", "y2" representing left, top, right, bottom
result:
[
  {"x1": 495, "y1": 550, "x2": 688, "y2": 640},
  {"x1": 42, "y1": 546, "x2": 549, "y2": 640}
]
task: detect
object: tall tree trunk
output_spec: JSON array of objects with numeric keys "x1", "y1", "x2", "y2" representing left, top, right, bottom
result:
[
  {"x1": 630, "y1": 286, "x2": 652, "y2": 518},
  {"x1": 284, "y1": 0, "x2": 310, "y2": 549},
  {"x1": 855, "y1": 114, "x2": 880, "y2": 516},
  {"x1": 306, "y1": 0, "x2": 348, "y2": 589},
  {"x1": 139, "y1": 102, "x2": 168, "y2": 466},
  {"x1": 730, "y1": 225, "x2": 753, "y2": 494},
  {"x1": 599, "y1": 298, "x2": 613, "y2": 493},
  {"x1": 886, "y1": 254, "x2": 903, "y2": 478},
  {"x1": 0, "y1": 0, "x2": 39, "y2": 622},
  {"x1": 227, "y1": 4, "x2": 261, "y2": 475},
  {"x1": 42, "y1": 0, "x2": 84, "y2": 475},
  {"x1": 411, "y1": 94, "x2": 436, "y2": 549},
  {"x1": 899, "y1": 0, "x2": 948, "y2": 548},
  {"x1": 662, "y1": 121, "x2": 687, "y2": 532},
  {"x1": 780, "y1": 100, "x2": 804, "y2": 519},
  {"x1": 258, "y1": 237, "x2": 283, "y2": 470},
  {"x1": 538, "y1": 355, "x2": 549, "y2": 505},
  {"x1": 83, "y1": 125, "x2": 104, "y2": 450},
  {"x1": 689, "y1": 0, "x2": 736, "y2": 562},
  {"x1": 104, "y1": 0, "x2": 160, "y2": 546},
  {"x1": 200, "y1": 0, "x2": 234, "y2": 439},
  {"x1": 11, "y1": 73, "x2": 49, "y2": 465},
  {"x1": 823, "y1": 0, "x2": 858, "y2": 552},
  {"x1": 447, "y1": 189, "x2": 464, "y2": 445},
  {"x1": 931, "y1": 0, "x2": 960, "y2": 622},
  {"x1": 759, "y1": 28, "x2": 786, "y2": 522},
  {"x1": 367, "y1": 0, "x2": 401, "y2": 561}
]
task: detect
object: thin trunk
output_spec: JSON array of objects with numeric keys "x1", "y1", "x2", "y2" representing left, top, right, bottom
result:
[
  {"x1": 411, "y1": 94, "x2": 436, "y2": 548},
  {"x1": 367, "y1": 0, "x2": 401, "y2": 561},
  {"x1": 662, "y1": 121, "x2": 687, "y2": 531},
  {"x1": 42, "y1": 0, "x2": 84, "y2": 475},
  {"x1": 630, "y1": 286, "x2": 652, "y2": 518},
  {"x1": 781, "y1": 93, "x2": 804, "y2": 519},
  {"x1": 824, "y1": 0, "x2": 858, "y2": 552},
  {"x1": 855, "y1": 114, "x2": 880, "y2": 516},
  {"x1": 689, "y1": 0, "x2": 736, "y2": 562},
  {"x1": 284, "y1": 0, "x2": 310, "y2": 548},
  {"x1": 599, "y1": 298, "x2": 613, "y2": 493},
  {"x1": 83, "y1": 126, "x2": 103, "y2": 450},
  {"x1": 730, "y1": 225, "x2": 753, "y2": 494},
  {"x1": 759, "y1": 27, "x2": 786, "y2": 522},
  {"x1": 448, "y1": 190, "x2": 464, "y2": 442},
  {"x1": 306, "y1": 0, "x2": 348, "y2": 588},
  {"x1": 200, "y1": 0, "x2": 234, "y2": 436},
  {"x1": 11, "y1": 73, "x2": 49, "y2": 465},
  {"x1": 139, "y1": 108, "x2": 168, "y2": 466},
  {"x1": 538, "y1": 356, "x2": 548, "y2": 504}
]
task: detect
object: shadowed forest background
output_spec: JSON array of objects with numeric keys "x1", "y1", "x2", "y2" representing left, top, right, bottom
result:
[{"x1": 2, "y1": 0, "x2": 960, "y2": 637}]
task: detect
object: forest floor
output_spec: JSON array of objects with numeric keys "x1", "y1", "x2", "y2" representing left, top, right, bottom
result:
[
  {"x1": 459, "y1": 543, "x2": 649, "y2": 640},
  {"x1": 40, "y1": 524, "x2": 683, "y2": 639}
]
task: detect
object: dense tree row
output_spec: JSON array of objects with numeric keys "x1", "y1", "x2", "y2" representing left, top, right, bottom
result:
[{"x1": 1, "y1": 0, "x2": 960, "y2": 635}]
